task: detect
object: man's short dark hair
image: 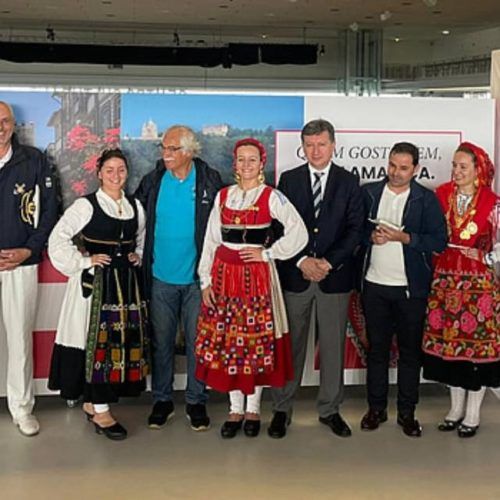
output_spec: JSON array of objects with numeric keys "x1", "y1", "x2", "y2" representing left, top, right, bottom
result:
[
  {"x1": 389, "y1": 142, "x2": 419, "y2": 166},
  {"x1": 301, "y1": 119, "x2": 335, "y2": 143}
]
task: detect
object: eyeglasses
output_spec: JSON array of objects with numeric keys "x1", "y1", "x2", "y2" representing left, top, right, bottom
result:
[{"x1": 159, "y1": 144, "x2": 183, "y2": 153}]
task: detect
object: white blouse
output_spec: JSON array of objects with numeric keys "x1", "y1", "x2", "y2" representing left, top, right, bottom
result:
[
  {"x1": 49, "y1": 189, "x2": 146, "y2": 277},
  {"x1": 198, "y1": 184, "x2": 308, "y2": 289}
]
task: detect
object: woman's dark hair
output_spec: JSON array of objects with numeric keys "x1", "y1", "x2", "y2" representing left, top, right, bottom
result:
[{"x1": 96, "y1": 148, "x2": 129, "y2": 172}]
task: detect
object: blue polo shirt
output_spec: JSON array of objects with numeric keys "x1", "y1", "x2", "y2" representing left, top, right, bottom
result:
[{"x1": 152, "y1": 166, "x2": 197, "y2": 285}]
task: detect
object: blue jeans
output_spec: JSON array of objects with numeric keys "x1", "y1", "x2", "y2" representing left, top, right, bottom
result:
[{"x1": 150, "y1": 278, "x2": 208, "y2": 405}]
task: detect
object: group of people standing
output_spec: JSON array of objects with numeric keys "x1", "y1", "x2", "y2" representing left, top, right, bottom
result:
[{"x1": 0, "y1": 98, "x2": 498, "y2": 442}]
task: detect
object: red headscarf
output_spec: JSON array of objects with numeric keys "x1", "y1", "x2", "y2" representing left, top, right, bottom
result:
[
  {"x1": 232, "y1": 138, "x2": 267, "y2": 167},
  {"x1": 456, "y1": 141, "x2": 495, "y2": 188}
]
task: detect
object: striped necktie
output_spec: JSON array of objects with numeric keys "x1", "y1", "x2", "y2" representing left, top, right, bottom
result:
[{"x1": 313, "y1": 172, "x2": 324, "y2": 219}]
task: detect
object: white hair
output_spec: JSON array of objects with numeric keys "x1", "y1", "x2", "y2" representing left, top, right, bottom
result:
[
  {"x1": 0, "y1": 101, "x2": 16, "y2": 123},
  {"x1": 162, "y1": 125, "x2": 201, "y2": 156}
]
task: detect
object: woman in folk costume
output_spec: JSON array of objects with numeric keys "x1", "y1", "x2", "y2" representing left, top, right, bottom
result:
[
  {"x1": 422, "y1": 142, "x2": 500, "y2": 437},
  {"x1": 48, "y1": 148, "x2": 148, "y2": 440},
  {"x1": 195, "y1": 138, "x2": 307, "y2": 438}
]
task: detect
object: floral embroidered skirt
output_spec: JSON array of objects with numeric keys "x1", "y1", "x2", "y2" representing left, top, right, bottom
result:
[
  {"x1": 195, "y1": 246, "x2": 293, "y2": 395},
  {"x1": 422, "y1": 249, "x2": 500, "y2": 390}
]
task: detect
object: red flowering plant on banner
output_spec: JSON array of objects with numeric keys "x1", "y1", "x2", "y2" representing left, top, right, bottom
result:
[{"x1": 65, "y1": 125, "x2": 120, "y2": 202}]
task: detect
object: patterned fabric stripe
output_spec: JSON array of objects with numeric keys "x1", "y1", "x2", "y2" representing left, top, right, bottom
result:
[
  {"x1": 113, "y1": 268, "x2": 127, "y2": 383},
  {"x1": 132, "y1": 269, "x2": 148, "y2": 373},
  {"x1": 85, "y1": 266, "x2": 103, "y2": 383}
]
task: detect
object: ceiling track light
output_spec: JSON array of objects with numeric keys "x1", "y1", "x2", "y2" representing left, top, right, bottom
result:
[{"x1": 380, "y1": 10, "x2": 392, "y2": 22}]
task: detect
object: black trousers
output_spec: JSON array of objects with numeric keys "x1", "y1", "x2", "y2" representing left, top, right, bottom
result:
[{"x1": 362, "y1": 281, "x2": 427, "y2": 415}]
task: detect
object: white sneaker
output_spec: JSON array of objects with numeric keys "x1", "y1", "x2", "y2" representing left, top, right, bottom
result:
[{"x1": 14, "y1": 415, "x2": 40, "y2": 437}]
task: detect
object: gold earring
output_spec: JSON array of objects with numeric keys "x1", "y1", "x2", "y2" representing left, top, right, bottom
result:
[
  {"x1": 258, "y1": 170, "x2": 265, "y2": 184},
  {"x1": 474, "y1": 178, "x2": 479, "y2": 188},
  {"x1": 234, "y1": 171, "x2": 241, "y2": 186}
]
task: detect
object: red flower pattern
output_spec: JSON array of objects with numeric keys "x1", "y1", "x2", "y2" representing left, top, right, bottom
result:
[{"x1": 64, "y1": 124, "x2": 121, "y2": 203}]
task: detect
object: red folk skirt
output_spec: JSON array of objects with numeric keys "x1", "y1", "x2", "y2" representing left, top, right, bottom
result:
[{"x1": 195, "y1": 245, "x2": 293, "y2": 395}]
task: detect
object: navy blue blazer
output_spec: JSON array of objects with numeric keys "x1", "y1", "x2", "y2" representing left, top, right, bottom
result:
[
  {"x1": 277, "y1": 162, "x2": 364, "y2": 294},
  {"x1": 360, "y1": 178, "x2": 447, "y2": 298}
]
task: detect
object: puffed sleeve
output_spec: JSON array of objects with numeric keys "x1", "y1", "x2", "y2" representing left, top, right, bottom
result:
[
  {"x1": 264, "y1": 189, "x2": 308, "y2": 261},
  {"x1": 197, "y1": 191, "x2": 222, "y2": 289},
  {"x1": 135, "y1": 199, "x2": 146, "y2": 258},
  {"x1": 48, "y1": 198, "x2": 93, "y2": 277}
]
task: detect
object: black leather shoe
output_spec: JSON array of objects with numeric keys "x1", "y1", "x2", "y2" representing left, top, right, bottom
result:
[
  {"x1": 397, "y1": 414, "x2": 422, "y2": 437},
  {"x1": 220, "y1": 420, "x2": 243, "y2": 439},
  {"x1": 360, "y1": 409, "x2": 388, "y2": 431},
  {"x1": 457, "y1": 423, "x2": 479, "y2": 438},
  {"x1": 319, "y1": 413, "x2": 352, "y2": 437},
  {"x1": 94, "y1": 421, "x2": 128, "y2": 440},
  {"x1": 243, "y1": 419, "x2": 261, "y2": 437},
  {"x1": 438, "y1": 418, "x2": 463, "y2": 432},
  {"x1": 267, "y1": 411, "x2": 290, "y2": 439}
]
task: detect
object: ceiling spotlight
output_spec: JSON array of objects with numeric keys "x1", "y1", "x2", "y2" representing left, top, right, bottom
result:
[
  {"x1": 349, "y1": 22, "x2": 359, "y2": 32},
  {"x1": 394, "y1": 37, "x2": 401, "y2": 42},
  {"x1": 442, "y1": 29, "x2": 450, "y2": 35},
  {"x1": 380, "y1": 10, "x2": 392, "y2": 21},
  {"x1": 422, "y1": 0, "x2": 438, "y2": 7}
]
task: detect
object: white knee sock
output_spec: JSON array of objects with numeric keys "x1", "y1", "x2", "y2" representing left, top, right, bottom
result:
[
  {"x1": 462, "y1": 387, "x2": 486, "y2": 427},
  {"x1": 245, "y1": 386, "x2": 263, "y2": 415},
  {"x1": 93, "y1": 403, "x2": 110, "y2": 414},
  {"x1": 445, "y1": 386, "x2": 466, "y2": 421},
  {"x1": 229, "y1": 391, "x2": 245, "y2": 415}
]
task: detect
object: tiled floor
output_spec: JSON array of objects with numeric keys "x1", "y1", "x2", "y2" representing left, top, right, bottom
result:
[{"x1": 1, "y1": 385, "x2": 499, "y2": 500}]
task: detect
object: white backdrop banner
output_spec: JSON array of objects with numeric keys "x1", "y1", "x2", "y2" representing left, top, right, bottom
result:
[
  {"x1": 277, "y1": 96, "x2": 495, "y2": 190},
  {"x1": 276, "y1": 95, "x2": 495, "y2": 386}
]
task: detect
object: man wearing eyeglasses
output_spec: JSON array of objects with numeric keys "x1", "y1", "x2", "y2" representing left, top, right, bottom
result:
[{"x1": 135, "y1": 125, "x2": 222, "y2": 432}]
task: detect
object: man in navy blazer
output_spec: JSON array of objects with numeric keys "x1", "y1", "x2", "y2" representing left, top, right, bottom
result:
[
  {"x1": 268, "y1": 119, "x2": 363, "y2": 438},
  {"x1": 358, "y1": 142, "x2": 447, "y2": 437}
]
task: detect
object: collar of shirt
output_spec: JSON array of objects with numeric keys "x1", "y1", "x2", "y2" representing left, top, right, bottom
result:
[
  {"x1": 382, "y1": 183, "x2": 411, "y2": 199},
  {"x1": 168, "y1": 161, "x2": 195, "y2": 183},
  {"x1": 96, "y1": 188, "x2": 134, "y2": 219},
  {"x1": 0, "y1": 145, "x2": 13, "y2": 170},
  {"x1": 308, "y1": 162, "x2": 331, "y2": 193}
]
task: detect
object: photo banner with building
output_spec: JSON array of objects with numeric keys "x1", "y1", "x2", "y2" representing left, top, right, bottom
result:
[{"x1": 0, "y1": 90, "x2": 495, "y2": 394}]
